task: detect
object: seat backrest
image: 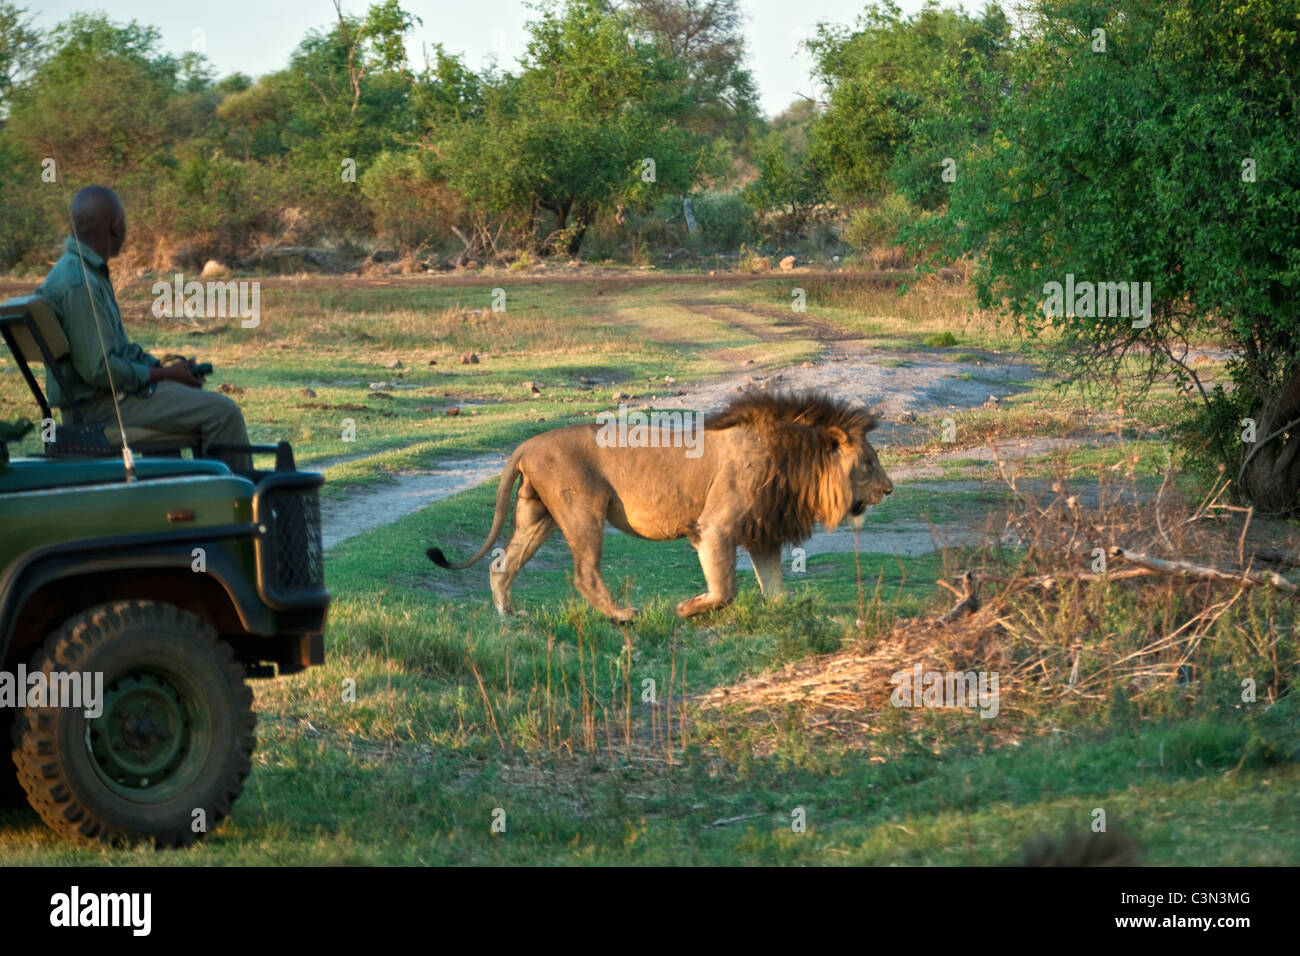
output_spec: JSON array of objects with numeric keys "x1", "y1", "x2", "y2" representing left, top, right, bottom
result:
[{"x1": 0, "y1": 295, "x2": 69, "y2": 364}]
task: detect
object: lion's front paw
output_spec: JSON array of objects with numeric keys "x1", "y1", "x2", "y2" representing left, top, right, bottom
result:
[{"x1": 676, "y1": 594, "x2": 709, "y2": 618}]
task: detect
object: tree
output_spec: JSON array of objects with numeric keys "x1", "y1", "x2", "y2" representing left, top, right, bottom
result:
[
  {"x1": 438, "y1": 0, "x2": 701, "y2": 255},
  {"x1": 623, "y1": 0, "x2": 759, "y2": 143},
  {"x1": 220, "y1": 0, "x2": 422, "y2": 239},
  {"x1": 0, "y1": 1, "x2": 41, "y2": 116},
  {"x1": 908, "y1": 0, "x2": 1300, "y2": 513},
  {"x1": 743, "y1": 102, "x2": 828, "y2": 238},
  {"x1": 807, "y1": 0, "x2": 1012, "y2": 207},
  {"x1": 6, "y1": 14, "x2": 189, "y2": 181}
]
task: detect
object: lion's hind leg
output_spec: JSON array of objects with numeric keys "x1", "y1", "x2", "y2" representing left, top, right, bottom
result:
[
  {"x1": 491, "y1": 482, "x2": 555, "y2": 616},
  {"x1": 550, "y1": 501, "x2": 637, "y2": 623}
]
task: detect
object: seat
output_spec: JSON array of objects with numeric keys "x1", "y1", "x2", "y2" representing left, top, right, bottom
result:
[{"x1": 0, "y1": 294, "x2": 198, "y2": 457}]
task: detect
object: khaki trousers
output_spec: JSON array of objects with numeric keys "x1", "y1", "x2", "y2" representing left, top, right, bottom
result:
[{"x1": 76, "y1": 381, "x2": 252, "y2": 471}]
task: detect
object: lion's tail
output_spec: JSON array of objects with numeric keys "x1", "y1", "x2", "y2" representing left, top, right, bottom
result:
[{"x1": 427, "y1": 450, "x2": 523, "y2": 571}]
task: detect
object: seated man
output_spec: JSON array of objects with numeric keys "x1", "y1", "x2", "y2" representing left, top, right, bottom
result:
[{"x1": 37, "y1": 186, "x2": 252, "y2": 471}]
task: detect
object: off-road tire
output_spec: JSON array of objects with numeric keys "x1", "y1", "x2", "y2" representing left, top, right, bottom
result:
[{"x1": 10, "y1": 600, "x2": 255, "y2": 847}]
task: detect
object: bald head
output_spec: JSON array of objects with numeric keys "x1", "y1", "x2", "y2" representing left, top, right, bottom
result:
[{"x1": 70, "y1": 186, "x2": 127, "y2": 260}]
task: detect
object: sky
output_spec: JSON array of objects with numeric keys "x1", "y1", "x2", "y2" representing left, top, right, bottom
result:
[{"x1": 32, "y1": 0, "x2": 937, "y2": 119}]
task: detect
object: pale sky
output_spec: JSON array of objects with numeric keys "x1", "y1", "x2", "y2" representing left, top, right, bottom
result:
[{"x1": 31, "y1": 0, "x2": 939, "y2": 119}]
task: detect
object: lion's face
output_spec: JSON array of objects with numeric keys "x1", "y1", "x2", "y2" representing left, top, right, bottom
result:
[{"x1": 845, "y1": 438, "x2": 892, "y2": 526}]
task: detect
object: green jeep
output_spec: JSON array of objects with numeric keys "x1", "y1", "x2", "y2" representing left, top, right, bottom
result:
[{"x1": 0, "y1": 295, "x2": 328, "y2": 847}]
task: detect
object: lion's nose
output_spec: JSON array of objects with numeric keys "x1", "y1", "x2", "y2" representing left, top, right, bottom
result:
[{"x1": 885, "y1": 481, "x2": 893, "y2": 495}]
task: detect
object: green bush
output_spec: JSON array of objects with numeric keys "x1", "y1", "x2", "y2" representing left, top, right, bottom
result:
[
  {"x1": 361, "y1": 151, "x2": 461, "y2": 256},
  {"x1": 691, "y1": 191, "x2": 758, "y2": 251},
  {"x1": 844, "y1": 191, "x2": 919, "y2": 251}
]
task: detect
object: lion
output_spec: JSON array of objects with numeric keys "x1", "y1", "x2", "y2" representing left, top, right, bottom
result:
[{"x1": 426, "y1": 390, "x2": 893, "y2": 621}]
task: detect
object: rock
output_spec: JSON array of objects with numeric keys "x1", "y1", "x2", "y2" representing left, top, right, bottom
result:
[
  {"x1": 427, "y1": 358, "x2": 438, "y2": 365},
  {"x1": 417, "y1": 405, "x2": 434, "y2": 412},
  {"x1": 385, "y1": 359, "x2": 403, "y2": 369},
  {"x1": 898, "y1": 412, "x2": 917, "y2": 423},
  {"x1": 614, "y1": 391, "x2": 628, "y2": 400},
  {"x1": 988, "y1": 395, "x2": 1000, "y2": 405},
  {"x1": 523, "y1": 381, "x2": 542, "y2": 396},
  {"x1": 200, "y1": 259, "x2": 229, "y2": 279},
  {"x1": 300, "y1": 388, "x2": 317, "y2": 398},
  {"x1": 218, "y1": 382, "x2": 244, "y2": 395},
  {"x1": 779, "y1": 255, "x2": 796, "y2": 271},
  {"x1": 460, "y1": 351, "x2": 479, "y2": 364},
  {"x1": 800, "y1": 361, "x2": 815, "y2": 368},
  {"x1": 446, "y1": 406, "x2": 460, "y2": 416},
  {"x1": 663, "y1": 375, "x2": 675, "y2": 384},
  {"x1": 744, "y1": 358, "x2": 755, "y2": 365},
  {"x1": 372, "y1": 392, "x2": 394, "y2": 400},
  {"x1": 537, "y1": 417, "x2": 545, "y2": 423}
]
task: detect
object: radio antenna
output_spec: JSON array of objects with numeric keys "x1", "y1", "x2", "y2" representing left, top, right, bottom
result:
[{"x1": 68, "y1": 216, "x2": 135, "y2": 483}]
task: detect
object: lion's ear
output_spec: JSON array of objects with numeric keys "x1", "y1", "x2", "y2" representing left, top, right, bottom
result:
[
  {"x1": 864, "y1": 415, "x2": 879, "y2": 433},
  {"x1": 825, "y1": 425, "x2": 850, "y2": 453}
]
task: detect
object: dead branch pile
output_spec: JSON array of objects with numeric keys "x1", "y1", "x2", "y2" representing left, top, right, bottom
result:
[{"x1": 697, "y1": 464, "x2": 1299, "y2": 749}]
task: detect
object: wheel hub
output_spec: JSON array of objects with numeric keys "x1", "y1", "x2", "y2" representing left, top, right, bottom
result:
[{"x1": 89, "y1": 673, "x2": 191, "y2": 790}]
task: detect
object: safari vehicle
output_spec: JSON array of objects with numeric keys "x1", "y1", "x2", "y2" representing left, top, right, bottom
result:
[{"x1": 0, "y1": 294, "x2": 328, "y2": 846}]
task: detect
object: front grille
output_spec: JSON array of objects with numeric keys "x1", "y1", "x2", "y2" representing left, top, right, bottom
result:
[{"x1": 265, "y1": 488, "x2": 324, "y2": 592}]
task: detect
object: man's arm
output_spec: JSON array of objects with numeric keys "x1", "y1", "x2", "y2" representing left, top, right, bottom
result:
[
  {"x1": 57, "y1": 283, "x2": 151, "y2": 392},
  {"x1": 125, "y1": 343, "x2": 161, "y2": 368}
]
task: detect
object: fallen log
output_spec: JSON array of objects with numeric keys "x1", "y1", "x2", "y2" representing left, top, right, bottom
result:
[{"x1": 1106, "y1": 546, "x2": 1299, "y2": 594}]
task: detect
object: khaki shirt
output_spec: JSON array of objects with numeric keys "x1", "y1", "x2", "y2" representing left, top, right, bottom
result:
[{"x1": 36, "y1": 237, "x2": 158, "y2": 408}]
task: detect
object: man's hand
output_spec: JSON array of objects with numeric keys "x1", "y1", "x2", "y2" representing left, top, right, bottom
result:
[{"x1": 150, "y1": 359, "x2": 202, "y2": 389}]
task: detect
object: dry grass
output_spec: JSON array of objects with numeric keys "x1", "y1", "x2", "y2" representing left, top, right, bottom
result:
[{"x1": 697, "y1": 461, "x2": 1299, "y2": 753}]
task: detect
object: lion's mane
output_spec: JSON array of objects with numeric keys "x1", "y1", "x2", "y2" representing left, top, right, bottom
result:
[{"x1": 704, "y1": 390, "x2": 879, "y2": 551}]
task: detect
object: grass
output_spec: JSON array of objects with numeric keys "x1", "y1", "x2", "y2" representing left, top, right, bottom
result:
[
  {"x1": 0, "y1": 269, "x2": 1293, "y2": 865},
  {"x1": 1, "y1": 469, "x2": 1295, "y2": 864}
]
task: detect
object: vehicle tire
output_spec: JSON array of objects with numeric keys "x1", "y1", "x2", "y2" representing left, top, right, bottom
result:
[
  {"x1": 10, "y1": 600, "x2": 255, "y2": 847},
  {"x1": 0, "y1": 713, "x2": 27, "y2": 808}
]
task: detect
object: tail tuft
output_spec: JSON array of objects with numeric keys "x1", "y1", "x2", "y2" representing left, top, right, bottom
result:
[{"x1": 427, "y1": 547, "x2": 450, "y2": 568}]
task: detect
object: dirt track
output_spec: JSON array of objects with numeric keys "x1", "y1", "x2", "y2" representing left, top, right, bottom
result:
[{"x1": 320, "y1": 339, "x2": 1043, "y2": 549}]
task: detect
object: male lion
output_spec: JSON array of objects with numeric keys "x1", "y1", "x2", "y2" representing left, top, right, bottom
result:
[{"x1": 427, "y1": 390, "x2": 893, "y2": 621}]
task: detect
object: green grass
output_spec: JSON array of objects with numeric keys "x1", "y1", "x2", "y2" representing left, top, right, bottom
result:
[
  {"x1": 0, "y1": 271, "x2": 1292, "y2": 865},
  {"x1": 924, "y1": 332, "x2": 960, "y2": 347},
  {"x1": 1, "y1": 474, "x2": 1294, "y2": 864}
]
